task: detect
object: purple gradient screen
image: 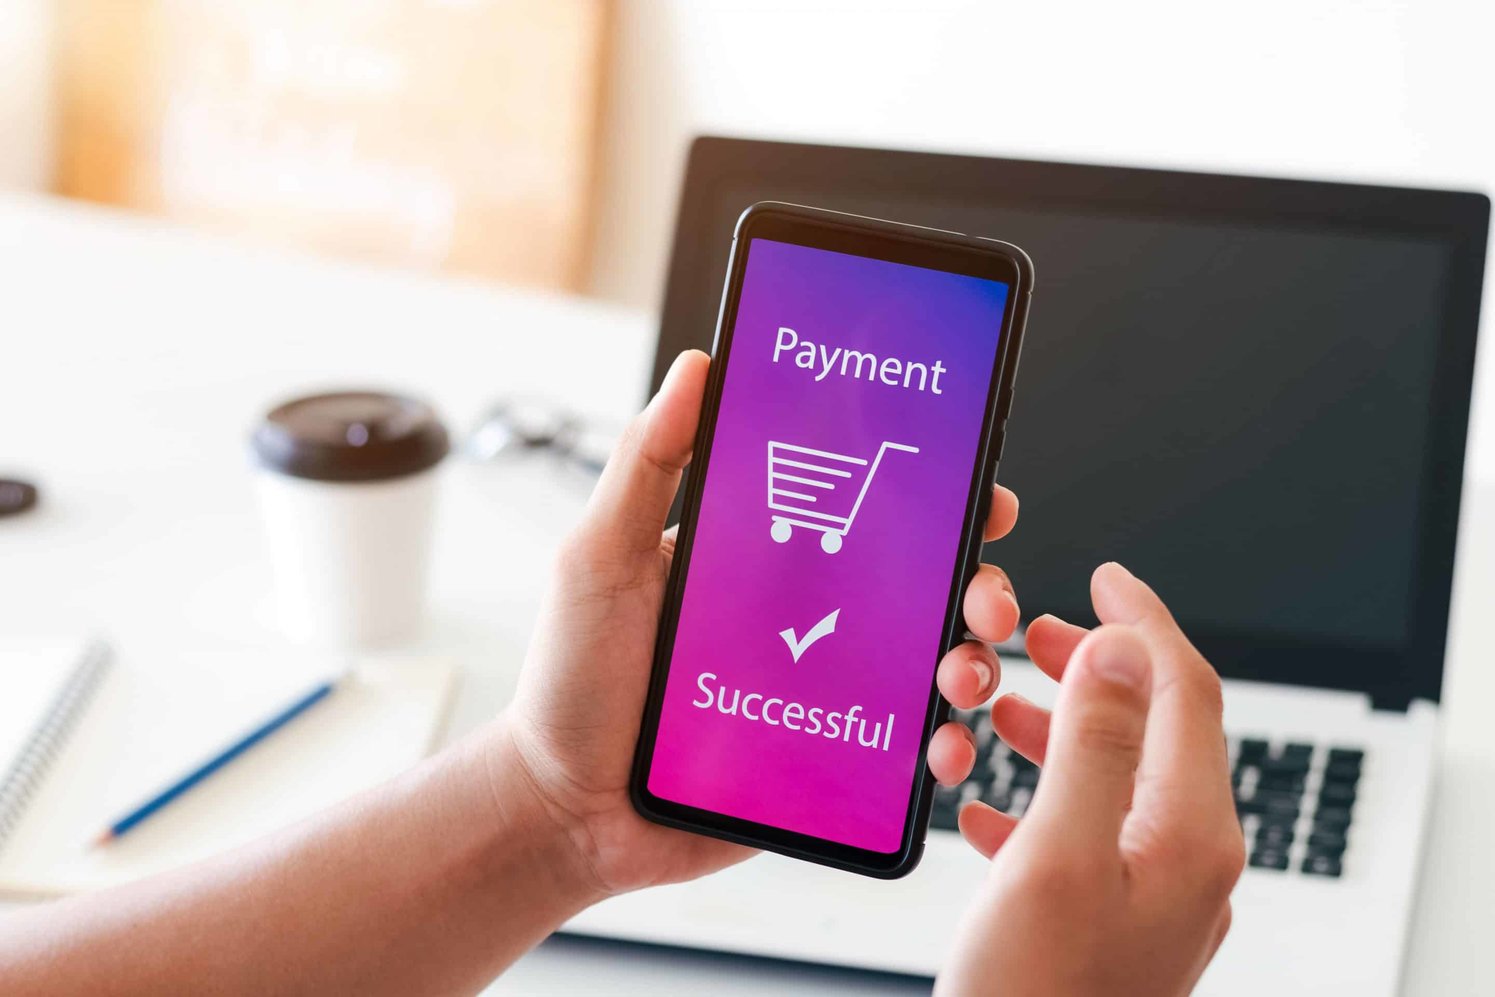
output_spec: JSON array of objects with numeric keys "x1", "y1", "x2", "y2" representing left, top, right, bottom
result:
[{"x1": 647, "y1": 238, "x2": 1009, "y2": 853}]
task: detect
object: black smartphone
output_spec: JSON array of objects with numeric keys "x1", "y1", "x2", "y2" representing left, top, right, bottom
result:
[{"x1": 630, "y1": 202, "x2": 1032, "y2": 878}]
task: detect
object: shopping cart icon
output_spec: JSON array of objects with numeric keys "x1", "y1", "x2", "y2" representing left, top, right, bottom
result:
[{"x1": 767, "y1": 439, "x2": 920, "y2": 553}]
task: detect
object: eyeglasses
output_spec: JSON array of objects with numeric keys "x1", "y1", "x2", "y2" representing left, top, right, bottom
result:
[{"x1": 463, "y1": 399, "x2": 609, "y2": 477}]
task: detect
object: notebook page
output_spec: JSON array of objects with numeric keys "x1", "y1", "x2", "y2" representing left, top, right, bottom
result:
[{"x1": 0, "y1": 651, "x2": 456, "y2": 898}]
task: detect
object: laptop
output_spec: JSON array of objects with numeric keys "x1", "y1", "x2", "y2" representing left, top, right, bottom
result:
[{"x1": 565, "y1": 137, "x2": 1490, "y2": 994}]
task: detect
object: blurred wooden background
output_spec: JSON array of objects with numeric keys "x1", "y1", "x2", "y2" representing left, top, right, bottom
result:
[{"x1": 55, "y1": 0, "x2": 608, "y2": 291}]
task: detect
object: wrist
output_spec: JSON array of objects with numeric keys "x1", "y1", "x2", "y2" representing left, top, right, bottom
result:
[{"x1": 475, "y1": 718, "x2": 611, "y2": 913}]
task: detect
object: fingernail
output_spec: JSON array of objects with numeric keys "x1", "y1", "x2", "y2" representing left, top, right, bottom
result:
[
  {"x1": 1035, "y1": 613, "x2": 1084, "y2": 637},
  {"x1": 1102, "y1": 561, "x2": 1135, "y2": 581},
  {"x1": 1091, "y1": 630, "x2": 1149, "y2": 690},
  {"x1": 971, "y1": 658, "x2": 993, "y2": 691}
]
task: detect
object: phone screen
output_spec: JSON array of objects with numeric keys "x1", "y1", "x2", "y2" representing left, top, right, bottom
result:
[{"x1": 646, "y1": 236, "x2": 1011, "y2": 853}]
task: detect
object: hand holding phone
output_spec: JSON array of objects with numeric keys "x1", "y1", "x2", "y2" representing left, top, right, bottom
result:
[{"x1": 502, "y1": 344, "x2": 1022, "y2": 897}]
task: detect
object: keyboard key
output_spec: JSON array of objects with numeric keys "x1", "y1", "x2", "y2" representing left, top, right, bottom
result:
[
  {"x1": 1307, "y1": 829, "x2": 1347, "y2": 854},
  {"x1": 1302, "y1": 853, "x2": 1343, "y2": 878},
  {"x1": 1256, "y1": 824, "x2": 1294, "y2": 849},
  {"x1": 1250, "y1": 848, "x2": 1290, "y2": 871},
  {"x1": 1281, "y1": 742, "x2": 1314, "y2": 759},
  {"x1": 1311, "y1": 823, "x2": 1349, "y2": 846},
  {"x1": 1261, "y1": 757, "x2": 1310, "y2": 777},
  {"x1": 1261, "y1": 813, "x2": 1297, "y2": 837},
  {"x1": 1324, "y1": 759, "x2": 1362, "y2": 784},
  {"x1": 1238, "y1": 738, "x2": 1269, "y2": 761},
  {"x1": 1319, "y1": 783, "x2": 1357, "y2": 807},
  {"x1": 1327, "y1": 747, "x2": 1364, "y2": 764},
  {"x1": 1257, "y1": 772, "x2": 1306, "y2": 795},
  {"x1": 1258, "y1": 793, "x2": 1301, "y2": 820},
  {"x1": 1313, "y1": 807, "x2": 1353, "y2": 830},
  {"x1": 1012, "y1": 766, "x2": 1039, "y2": 789}
]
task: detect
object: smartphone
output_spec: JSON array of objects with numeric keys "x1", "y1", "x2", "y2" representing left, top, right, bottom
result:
[{"x1": 630, "y1": 202, "x2": 1032, "y2": 878}]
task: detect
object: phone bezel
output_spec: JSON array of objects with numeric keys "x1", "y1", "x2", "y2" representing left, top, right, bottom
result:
[{"x1": 629, "y1": 201, "x2": 1032, "y2": 878}]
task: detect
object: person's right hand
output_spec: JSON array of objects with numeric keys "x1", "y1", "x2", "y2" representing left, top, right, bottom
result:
[{"x1": 938, "y1": 562, "x2": 1245, "y2": 996}]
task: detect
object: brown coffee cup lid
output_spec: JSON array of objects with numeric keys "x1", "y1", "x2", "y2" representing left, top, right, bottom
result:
[{"x1": 252, "y1": 391, "x2": 449, "y2": 482}]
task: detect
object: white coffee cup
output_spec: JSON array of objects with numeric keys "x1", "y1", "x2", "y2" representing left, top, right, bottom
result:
[{"x1": 252, "y1": 391, "x2": 449, "y2": 649}]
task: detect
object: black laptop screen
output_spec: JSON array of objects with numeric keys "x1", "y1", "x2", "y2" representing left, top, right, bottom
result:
[{"x1": 653, "y1": 145, "x2": 1486, "y2": 707}]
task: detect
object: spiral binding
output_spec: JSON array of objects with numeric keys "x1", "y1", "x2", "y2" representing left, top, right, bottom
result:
[{"x1": 0, "y1": 641, "x2": 112, "y2": 853}]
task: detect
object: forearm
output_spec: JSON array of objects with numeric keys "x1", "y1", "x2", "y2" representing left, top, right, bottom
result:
[{"x1": 0, "y1": 722, "x2": 601, "y2": 995}]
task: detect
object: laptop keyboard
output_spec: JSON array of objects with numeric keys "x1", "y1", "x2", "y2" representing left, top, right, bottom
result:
[
  {"x1": 931, "y1": 710, "x2": 1362, "y2": 879},
  {"x1": 1232, "y1": 738, "x2": 1361, "y2": 878}
]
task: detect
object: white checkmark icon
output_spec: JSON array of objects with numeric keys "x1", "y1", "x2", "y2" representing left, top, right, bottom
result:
[{"x1": 779, "y1": 609, "x2": 841, "y2": 663}]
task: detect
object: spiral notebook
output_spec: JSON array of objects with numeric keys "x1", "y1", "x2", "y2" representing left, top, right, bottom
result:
[{"x1": 0, "y1": 638, "x2": 456, "y2": 898}]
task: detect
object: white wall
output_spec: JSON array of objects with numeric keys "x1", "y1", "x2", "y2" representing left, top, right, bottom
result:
[
  {"x1": 0, "y1": 0, "x2": 54, "y2": 190},
  {"x1": 589, "y1": 0, "x2": 1495, "y2": 479}
]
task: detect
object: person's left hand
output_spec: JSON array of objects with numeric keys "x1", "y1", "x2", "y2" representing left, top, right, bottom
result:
[{"x1": 499, "y1": 349, "x2": 1022, "y2": 898}]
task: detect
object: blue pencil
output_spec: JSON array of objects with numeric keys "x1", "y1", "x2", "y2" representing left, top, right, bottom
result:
[{"x1": 91, "y1": 671, "x2": 347, "y2": 847}]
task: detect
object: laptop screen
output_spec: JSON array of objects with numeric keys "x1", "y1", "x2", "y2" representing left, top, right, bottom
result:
[{"x1": 652, "y1": 143, "x2": 1487, "y2": 707}]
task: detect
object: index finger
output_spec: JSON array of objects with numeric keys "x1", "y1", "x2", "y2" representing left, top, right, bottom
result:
[
  {"x1": 984, "y1": 485, "x2": 1019, "y2": 542},
  {"x1": 1089, "y1": 563, "x2": 1235, "y2": 832}
]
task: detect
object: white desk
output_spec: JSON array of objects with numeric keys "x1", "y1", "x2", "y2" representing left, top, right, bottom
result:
[
  {"x1": 2, "y1": 194, "x2": 1492, "y2": 994},
  {"x1": 1, "y1": 193, "x2": 649, "y2": 742}
]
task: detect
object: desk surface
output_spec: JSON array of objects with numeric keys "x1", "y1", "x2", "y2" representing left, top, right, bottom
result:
[{"x1": 2, "y1": 194, "x2": 1492, "y2": 994}]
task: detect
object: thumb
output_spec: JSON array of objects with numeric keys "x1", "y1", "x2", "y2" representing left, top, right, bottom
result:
[
  {"x1": 1024, "y1": 624, "x2": 1152, "y2": 854},
  {"x1": 582, "y1": 350, "x2": 709, "y2": 556}
]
